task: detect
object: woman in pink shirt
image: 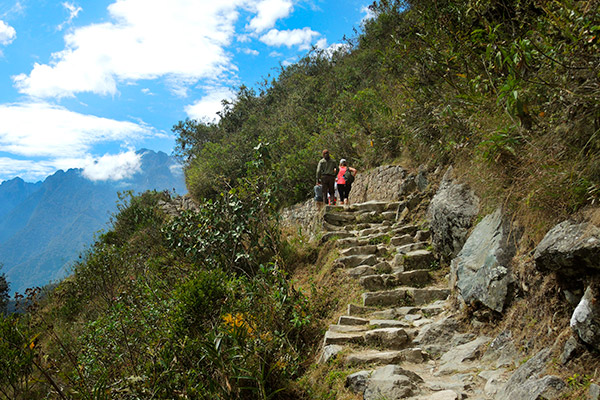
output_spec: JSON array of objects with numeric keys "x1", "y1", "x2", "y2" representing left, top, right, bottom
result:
[{"x1": 336, "y1": 159, "x2": 357, "y2": 205}]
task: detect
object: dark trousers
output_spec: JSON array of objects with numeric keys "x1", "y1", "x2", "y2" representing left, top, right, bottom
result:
[
  {"x1": 321, "y1": 175, "x2": 336, "y2": 204},
  {"x1": 338, "y1": 183, "x2": 352, "y2": 202}
]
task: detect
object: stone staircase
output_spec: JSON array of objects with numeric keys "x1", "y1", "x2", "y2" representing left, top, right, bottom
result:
[{"x1": 318, "y1": 201, "x2": 504, "y2": 400}]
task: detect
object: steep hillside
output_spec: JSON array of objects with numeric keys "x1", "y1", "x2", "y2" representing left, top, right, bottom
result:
[{"x1": 0, "y1": 0, "x2": 599, "y2": 399}]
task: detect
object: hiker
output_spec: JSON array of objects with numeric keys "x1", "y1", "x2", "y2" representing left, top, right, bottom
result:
[
  {"x1": 316, "y1": 149, "x2": 337, "y2": 205},
  {"x1": 336, "y1": 159, "x2": 357, "y2": 205}
]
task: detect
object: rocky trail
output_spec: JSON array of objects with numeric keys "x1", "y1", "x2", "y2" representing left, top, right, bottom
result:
[{"x1": 315, "y1": 200, "x2": 566, "y2": 400}]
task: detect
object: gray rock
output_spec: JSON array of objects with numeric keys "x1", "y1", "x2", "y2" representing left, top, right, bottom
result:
[
  {"x1": 319, "y1": 344, "x2": 343, "y2": 364},
  {"x1": 323, "y1": 330, "x2": 364, "y2": 346},
  {"x1": 399, "y1": 249, "x2": 436, "y2": 271},
  {"x1": 391, "y1": 234, "x2": 414, "y2": 246},
  {"x1": 324, "y1": 211, "x2": 356, "y2": 226},
  {"x1": 414, "y1": 317, "x2": 460, "y2": 354},
  {"x1": 589, "y1": 383, "x2": 600, "y2": 400},
  {"x1": 392, "y1": 224, "x2": 419, "y2": 236},
  {"x1": 320, "y1": 231, "x2": 354, "y2": 242},
  {"x1": 345, "y1": 265, "x2": 377, "y2": 277},
  {"x1": 427, "y1": 166, "x2": 480, "y2": 262},
  {"x1": 349, "y1": 165, "x2": 407, "y2": 203},
  {"x1": 340, "y1": 244, "x2": 378, "y2": 256},
  {"x1": 364, "y1": 328, "x2": 410, "y2": 349},
  {"x1": 496, "y1": 348, "x2": 566, "y2": 400},
  {"x1": 428, "y1": 390, "x2": 460, "y2": 400},
  {"x1": 479, "y1": 369, "x2": 509, "y2": 397},
  {"x1": 570, "y1": 283, "x2": 600, "y2": 350},
  {"x1": 345, "y1": 370, "x2": 370, "y2": 394},
  {"x1": 338, "y1": 315, "x2": 369, "y2": 326},
  {"x1": 451, "y1": 208, "x2": 517, "y2": 312},
  {"x1": 363, "y1": 288, "x2": 410, "y2": 307},
  {"x1": 481, "y1": 330, "x2": 519, "y2": 368},
  {"x1": 364, "y1": 365, "x2": 423, "y2": 400},
  {"x1": 345, "y1": 349, "x2": 424, "y2": 366},
  {"x1": 397, "y1": 241, "x2": 429, "y2": 254},
  {"x1": 438, "y1": 336, "x2": 491, "y2": 375},
  {"x1": 415, "y1": 229, "x2": 431, "y2": 242},
  {"x1": 560, "y1": 336, "x2": 585, "y2": 364},
  {"x1": 534, "y1": 220, "x2": 600, "y2": 275},
  {"x1": 336, "y1": 254, "x2": 378, "y2": 268},
  {"x1": 409, "y1": 288, "x2": 450, "y2": 305}
]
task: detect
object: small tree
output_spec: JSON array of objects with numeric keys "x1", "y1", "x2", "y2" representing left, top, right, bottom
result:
[{"x1": 0, "y1": 264, "x2": 9, "y2": 314}]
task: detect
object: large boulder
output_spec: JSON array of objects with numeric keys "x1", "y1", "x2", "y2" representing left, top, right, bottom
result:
[
  {"x1": 570, "y1": 281, "x2": 600, "y2": 351},
  {"x1": 427, "y1": 167, "x2": 480, "y2": 262},
  {"x1": 534, "y1": 219, "x2": 600, "y2": 276},
  {"x1": 496, "y1": 348, "x2": 566, "y2": 400},
  {"x1": 450, "y1": 208, "x2": 518, "y2": 312},
  {"x1": 349, "y1": 165, "x2": 407, "y2": 203}
]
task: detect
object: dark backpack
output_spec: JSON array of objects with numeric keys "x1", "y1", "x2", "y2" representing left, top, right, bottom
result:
[{"x1": 343, "y1": 168, "x2": 354, "y2": 184}]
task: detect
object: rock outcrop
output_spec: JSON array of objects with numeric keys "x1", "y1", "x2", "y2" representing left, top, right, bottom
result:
[
  {"x1": 427, "y1": 167, "x2": 480, "y2": 262},
  {"x1": 450, "y1": 208, "x2": 518, "y2": 313}
]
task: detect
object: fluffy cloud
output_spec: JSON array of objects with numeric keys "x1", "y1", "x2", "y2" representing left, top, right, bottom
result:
[
  {"x1": 0, "y1": 20, "x2": 16, "y2": 46},
  {"x1": 13, "y1": 0, "x2": 246, "y2": 98},
  {"x1": 81, "y1": 150, "x2": 142, "y2": 181},
  {"x1": 246, "y1": 0, "x2": 293, "y2": 33},
  {"x1": 0, "y1": 102, "x2": 156, "y2": 157},
  {"x1": 0, "y1": 157, "x2": 57, "y2": 182},
  {"x1": 185, "y1": 87, "x2": 235, "y2": 122},
  {"x1": 259, "y1": 27, "x2": 320, "y2": 50}
]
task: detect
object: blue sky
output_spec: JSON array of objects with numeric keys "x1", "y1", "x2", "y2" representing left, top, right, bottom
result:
[{"x1": 0, "y1": 0, "x2": 372, "y2": 183}]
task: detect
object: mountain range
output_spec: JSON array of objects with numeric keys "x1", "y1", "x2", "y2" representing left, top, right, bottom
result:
[{"x1": 0, "y1": 149, "x2": 186, "y2": 295}]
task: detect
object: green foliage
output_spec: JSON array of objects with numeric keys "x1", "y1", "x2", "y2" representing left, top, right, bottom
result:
[
  {"x1": 0, "y1": 314, "x2": 36, "y2": 399},
  {"x1": 0, "y1": 264, "x2": 8, "y2": 315}
]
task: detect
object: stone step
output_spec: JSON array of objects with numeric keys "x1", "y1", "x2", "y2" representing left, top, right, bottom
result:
[
  {"x1": 336, "y1": 254, "x2": 378, "y2": 268},
  {"x1": 346, "y1": 261, "x2": 393, "y2": 278},
  {"x1": 324, "y1": 330, "x2": 365, "y2": 346},
  {"x1": 336, "y1": 238, "x2": 370, "y2": 248},
  {"x1": 364, "y1": 327, "x2": 410, "y2": 349},
  {"x1": 391, "y1": 234, "x2": 415, "y2": 247},
  {"x1": 362, "y1": 288, "x2": 450, "y2": 307},
  {"x1": 369, "y1": 319, "x2": 411, "y2": 328},
  {"x1": 338, "y1": 315, "x2": 370, "y2": 326},
  {"x1": 359, "y1": 270, "x2": 432, "y2": 291},
  {"x1": 347, "y1": 201, "x2": 399, "y2": 213},
  {"x1": 345, "y1": 348, "x2": 426, "y2": 366},
  {"x1": 340, "y1": 244, "x2": 378, "y2": 257},
  {"x1": 391, "y1": 224, "x2": 419, "y2": 237},
  {"x1": 397, "y1": 241, "x2": 430, "y2": 254},
  {"x1": 394, "y1": 249, "x2": 437, "y2": 271},
  {"x1": 321, "y1": 231, "x2": 355, "y2": 243},
  {"x1": 324, "y1": 211, "x2": 356, "y2": 226},
  {"x1": 355, "y1": 211, "x2": 396, "y2": 224},
  {"x1": 328, "y1": 324, "x2": 367, "y2": 333}
]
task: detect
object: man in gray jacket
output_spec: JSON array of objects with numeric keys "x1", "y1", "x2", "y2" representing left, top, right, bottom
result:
[{"x1": 316, "y1": 149, "x2": 337, "y2": 205}]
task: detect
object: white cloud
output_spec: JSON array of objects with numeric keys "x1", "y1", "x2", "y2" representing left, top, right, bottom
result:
[
  {"x1": 185, "y1": 87, "x2": 235, "y2": 122},
  {"x1": 241, "y1": 48, "x2": 259, "y2": 55},
  {"x1": 81, "y1": 150, "x2": 142, "y2": 181},
  {"x1": 259, "y1": 27, "x2": 320, "y2": 50},
  {"x1": 13, "y1": 0, "x2": 247, "y2": 98},
  {"x1": 58, "y1": 2, "x2": 82, "y2": 31},
  {"x1": 0, "y1": 102, "x2": 155, "y2": 158},
  {"x1": 361, "y1": 5, "x2": 376, "y2": 21},
  {"x1": 0, "y1": 20, "x2": 16, "y2": 46},
  {"x1": 246, "y1": 0, "x2": 293, "y2": 33},
  {"x1": 0, "y1": 157, "x2": 56, "y2": 182}
]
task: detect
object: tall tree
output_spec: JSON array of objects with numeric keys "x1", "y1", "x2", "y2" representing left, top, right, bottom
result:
[{"x1": 0, "y1": 263, "x2": 9, "y2": 314}]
